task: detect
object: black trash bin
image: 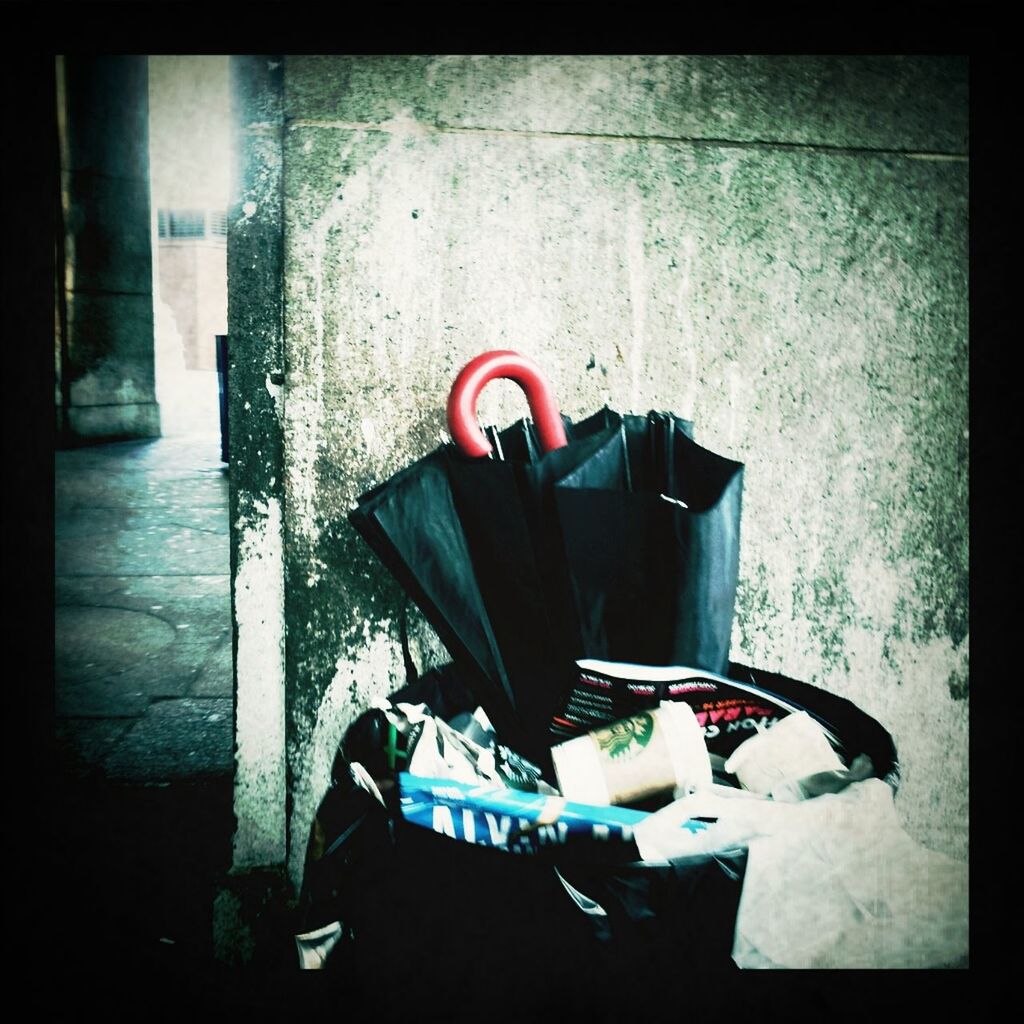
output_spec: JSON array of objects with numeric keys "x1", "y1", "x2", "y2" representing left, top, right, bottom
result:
[{"x1": 295, "y1": 659, "x2": 898, "y2": 998}]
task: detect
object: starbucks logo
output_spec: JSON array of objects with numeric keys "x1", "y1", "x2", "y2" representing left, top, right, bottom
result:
[{"x1": 595, "y1": 712, "x2": 655, "y2": 760}]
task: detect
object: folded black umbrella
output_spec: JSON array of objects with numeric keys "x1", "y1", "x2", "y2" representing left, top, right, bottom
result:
[
  {"x1": 350, "y1": 351, "x2": 743, "y2": 761},
  {"x1": 442, "y1": 406, "x2": 626, "y2": 760}
]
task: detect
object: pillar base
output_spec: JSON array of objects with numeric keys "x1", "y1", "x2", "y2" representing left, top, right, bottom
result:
[
  {"x1": 65, "y1": 401, "x2": 161, "y2": 441},
  {"x1": 212, "y1": 867, "x2": 297, "y2": 969}
]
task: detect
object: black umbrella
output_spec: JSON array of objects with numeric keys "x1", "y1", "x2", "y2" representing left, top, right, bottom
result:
[
  {"x1": 350, "y1": 361, "x2": 615, "y2": 758},
  {"x1": 350, "y1": 350, "x2": 743, "y2": 762}
]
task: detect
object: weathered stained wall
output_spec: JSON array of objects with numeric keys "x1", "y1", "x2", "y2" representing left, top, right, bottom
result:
[
  {"x1": 227, "y1": 56, "x2": 288, "y2": 876},
  {"x1": 57, "y1": 55, "x2": 159, "y2": 441},
  {"x1": 228, "y1": 55, "x2": 968, "y2": 893}
]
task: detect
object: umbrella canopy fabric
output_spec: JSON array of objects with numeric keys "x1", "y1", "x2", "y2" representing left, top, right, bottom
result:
[
  {"x1": 442, "y1": 409, "x2": 627, "y2": 757},
  {"x1": 555, "y1": 411, "x2": 743, "y2": 674},
  {"x1": 348, "y1": 450, "x2": 522, "y2": 747}
]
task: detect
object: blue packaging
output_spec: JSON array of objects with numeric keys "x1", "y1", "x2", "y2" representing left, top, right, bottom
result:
[{"x1": 399, "y1": 772, "x2": 710, "y2": 856}]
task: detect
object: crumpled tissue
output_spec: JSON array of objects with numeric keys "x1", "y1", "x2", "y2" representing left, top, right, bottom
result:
[{"x1": 634, "y1": 778, "x2": 967, "y2": 968}]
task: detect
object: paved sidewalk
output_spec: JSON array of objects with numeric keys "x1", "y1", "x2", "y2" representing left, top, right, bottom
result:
[
  {"x1": 56, "y1": 432, "x2": 233, "y2": 781},
  {"x1": 53, "y1": 430, "x2": 236, "y2": 973}
]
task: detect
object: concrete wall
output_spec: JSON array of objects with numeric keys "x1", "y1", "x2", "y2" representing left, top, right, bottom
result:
[
  {"x1": 228, "y1": 57, "x2": 288, "y2": 880},
  {"x1": 57, "y1": 55, "x2": 159, "y2": 441},
  {"x1": 227, "y1": 55, "x2": 968, "y2": 895}
]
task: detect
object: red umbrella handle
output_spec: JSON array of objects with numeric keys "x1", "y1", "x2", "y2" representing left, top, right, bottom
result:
[{"x1": 447, "y1": 350, "x2": 569, "y2": 458}]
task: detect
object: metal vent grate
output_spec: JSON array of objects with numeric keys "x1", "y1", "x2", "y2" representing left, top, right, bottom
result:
[
  {"x1": 156, "y1": 208, "x2": 229, "y2": 240},
  {"x1": 168, "y1": 209, "x2": 207, "y2": 238}
]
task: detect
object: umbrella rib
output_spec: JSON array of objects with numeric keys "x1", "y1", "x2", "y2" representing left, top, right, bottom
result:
[
  {"x1": 490, "y1": 425, "x2": 505, "y2": 462},
  {"x1": 620, "y1": 420, "x2": 633, "y2": 493}
]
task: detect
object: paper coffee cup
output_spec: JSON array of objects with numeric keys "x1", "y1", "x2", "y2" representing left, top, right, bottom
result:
[{"x1": 551, "y1": 701, "x2": 712, "y2": 806}]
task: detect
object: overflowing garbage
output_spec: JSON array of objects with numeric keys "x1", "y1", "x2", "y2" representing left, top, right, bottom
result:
[{"x1": 295, "y1": 351, "x2": 967, "y2": 974}]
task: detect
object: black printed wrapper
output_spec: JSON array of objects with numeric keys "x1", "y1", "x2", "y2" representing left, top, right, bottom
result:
[{"x1": 549, "y1": 660, "x2": 830, "y2": 762}]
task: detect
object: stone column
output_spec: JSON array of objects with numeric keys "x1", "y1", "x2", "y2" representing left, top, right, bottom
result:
[{"x1": 57, "y1": 55, "x2": 159, "y2": 442}]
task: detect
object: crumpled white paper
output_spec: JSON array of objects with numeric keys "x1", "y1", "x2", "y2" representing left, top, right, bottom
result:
[
  {"x1": 723, "y1": 710, "x2": 845, "y2": 798},
  {"x1": 384, "y1": 701, "x2": 499, "y2": 786},
  {"x1": 732, "y1": 778, "x2": 968, "y2": 968},
  {"x1": 634, "y1": 778, "x2": 968, "y2": 968},
  {"x1": 633, "y1": 783, "x2": 774, "y2": 862},
  {"x1": 295, "y1": 920, "x2": 345, "y2": 969}
]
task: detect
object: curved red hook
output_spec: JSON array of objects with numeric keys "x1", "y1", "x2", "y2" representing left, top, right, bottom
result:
[{"x1": 447, "y1": 350, "x2": 569, "y2": 458}]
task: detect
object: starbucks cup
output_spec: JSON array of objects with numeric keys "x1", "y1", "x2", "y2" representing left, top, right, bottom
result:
[{"x1": 551, "y1": 701, "x2": 712, "y2": 806}]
